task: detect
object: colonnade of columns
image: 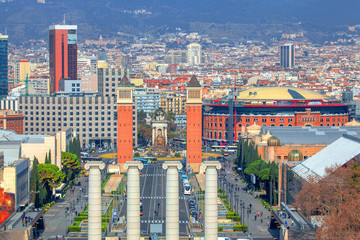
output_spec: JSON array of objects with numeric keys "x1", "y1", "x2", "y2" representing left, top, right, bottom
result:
[{"x1": 86, "y1": 160, "x2": 221, "y2": 240}]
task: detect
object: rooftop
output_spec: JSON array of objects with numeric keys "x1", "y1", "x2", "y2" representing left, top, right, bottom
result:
[
  {"x1": 260, "y1": 126, "x2": 360, "y2": 145},
  {"x1": 292, "y1": 135, "x2": 360, "y2": 181},
  {"x1": 237, "y1": 87, "x2": 330, "y2": 100}
]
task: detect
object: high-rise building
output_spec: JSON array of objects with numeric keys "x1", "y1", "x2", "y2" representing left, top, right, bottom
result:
[
  {"x1": 97, "y1": 65, "x2": 126, "y2": 97},
  {"x1": 49, "y1": 25, "x2": 78, "y2": 93},
  {"x1": 0, "y1": 34, "x2": 8, "y2": 97},
  {"x1": 187, "y1": 43, "x2": 202, "y2": 65},
  {"x1": 15, "y1": 60, "x2": 31, "y2": 85},
  {"x1": 280, "y1": 43, "x2": 295, "y2": 68}
]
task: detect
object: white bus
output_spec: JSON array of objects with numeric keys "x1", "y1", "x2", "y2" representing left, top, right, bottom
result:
[{"x1": 183, "y1": 182, "x2": 191, "y2": 195}]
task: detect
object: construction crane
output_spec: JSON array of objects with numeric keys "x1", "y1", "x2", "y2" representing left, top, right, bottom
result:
[{"x1": 25, "y1": 74, "x2": 28, "y2": 96}]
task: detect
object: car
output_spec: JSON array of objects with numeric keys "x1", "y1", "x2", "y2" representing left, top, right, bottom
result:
[
  {"x1": 191, "y1": 211, "x2": 198, "y2": 219},
  {"x1": 99, "y1": 150, "x2": 106, "y2": 153}
]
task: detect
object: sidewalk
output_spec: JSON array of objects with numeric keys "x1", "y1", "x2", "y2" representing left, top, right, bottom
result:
[
  {"x1": 220, "y1": 161, "x2": 277, "y2": 239},
  {"x1": 40, "y1": 176, "x2": 88, "y2": 240}
]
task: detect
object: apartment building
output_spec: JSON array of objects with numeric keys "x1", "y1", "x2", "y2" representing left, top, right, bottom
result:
[
  {"x1": 160, "y1": 93, "x2": 186, "y2": 115},
  {"x1": 133, "y1": 88, "x2": 160, "y2": 114}
]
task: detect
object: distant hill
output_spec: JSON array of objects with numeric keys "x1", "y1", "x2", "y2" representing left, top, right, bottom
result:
[{"x1": 0, "y1": 0, "x2": 359, "y2": 44}]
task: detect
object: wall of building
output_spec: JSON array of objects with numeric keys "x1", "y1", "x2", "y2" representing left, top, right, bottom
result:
[
  {"x1": 258, "y1": 144, "x2": 326, "y2": 163},
  {"x1": 18, "y1": 96, "x2": 137, "y2": 149},
  {"x1": 203, "y1": 111, "x2": 349, "y2": 142}
]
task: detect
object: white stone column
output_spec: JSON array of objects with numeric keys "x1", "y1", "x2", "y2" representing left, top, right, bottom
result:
[
  {"x1": 162, "y1": 161, "x2": 182, "y2": 240},
  {"x1": 201, "y1": 161, "x2": 221, "y2": 240},
  {"x1": 124, "y1": 161, "x2": 144, "y2": 240},
  {"x1": 85, "y1": 161, "x2": 106, "y2": 240}
]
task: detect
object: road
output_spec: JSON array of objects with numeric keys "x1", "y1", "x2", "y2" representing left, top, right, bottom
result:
[
  {"x1": 40, "y1": 176, "x2": 88, "y2": 240},
  {"x1": 219, "y1": 155, "x2": 278, "y2": 240},
  {"x1": 119, "y1": 163, "x2": 190, "y2": 237}
]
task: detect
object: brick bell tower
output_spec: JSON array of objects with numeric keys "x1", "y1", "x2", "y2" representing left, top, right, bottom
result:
[
  {"x1": 186, "y1": 75, "x2": 203, "y2": 172},
  {"x1": 117, "y1": 76, "x2": 134, "y2": 168}
]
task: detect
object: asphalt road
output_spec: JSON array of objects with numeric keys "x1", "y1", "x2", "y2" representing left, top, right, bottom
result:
[{"x1": 120, "y1": 163, "x2": 190, "y2": 237}]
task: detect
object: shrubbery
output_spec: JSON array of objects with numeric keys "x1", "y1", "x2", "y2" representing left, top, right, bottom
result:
[{"x1": 234, "y1": 225, "x2": 248, "y2": 232}]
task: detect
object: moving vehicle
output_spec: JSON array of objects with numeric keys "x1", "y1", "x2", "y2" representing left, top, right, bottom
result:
[
  {"x1": 81, "y1": 152, "x2": 89, "y2": 157},
  {"x1": 135, "y1": 158, "x2": 149, "y2": 166},
  {"x1": 181, "y1": 174, "x2": 188, "y2": 182},
  {"x1": 183, "y1": 182, "x2": 191, "y2": 195}
]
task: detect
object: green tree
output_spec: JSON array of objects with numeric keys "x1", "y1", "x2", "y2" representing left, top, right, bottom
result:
[
  {"x1": 44, "y1": 153, "x2": 49, "y2": 164},
  {"x1": 38, "y1": 164, "x2": 65, "y2": 204},
  {"x1": 137, "y1": 110, "x2": 147, "y2": 125},
  {"x1": 48, "y1": 149, "x2": 51, "y2": 164},
  {"x1": 30, "y1": 157, "x2": 40, "y2": 207},
  {"x1": 61, "y1": 152, "x2": 80, "y2": 183}
]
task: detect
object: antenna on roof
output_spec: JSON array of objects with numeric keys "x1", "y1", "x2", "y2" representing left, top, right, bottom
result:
[
  {"x1": 63, "y1": 14, "x2": 66, "y2": 25},
  {"x1": 4, "y1": 27, "x2": 7, "y2": 35}
]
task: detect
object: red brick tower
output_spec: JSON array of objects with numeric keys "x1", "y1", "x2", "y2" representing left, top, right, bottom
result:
[
  {"x1": 117, "y1": 76, "x2": 134, "y2": 168},
  {"x1": 186, "y1": 75, "x2": 203, "y2": 172}
]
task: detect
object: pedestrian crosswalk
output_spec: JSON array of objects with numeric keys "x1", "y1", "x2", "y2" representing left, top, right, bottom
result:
[
  {"x1": 141, "y1": 220, "x2": 189, "y2": 224},
  {"x1": 141, "y1": 174, "x2": 166, "y2": 177},
  {"x1": 140, "y1": 196, "x2": 186, "y2": 200}
]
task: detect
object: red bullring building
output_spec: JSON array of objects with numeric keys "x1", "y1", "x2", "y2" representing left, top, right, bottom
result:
[{"x1": 203, "y1": 87, "x2": 349, "y2": 144}]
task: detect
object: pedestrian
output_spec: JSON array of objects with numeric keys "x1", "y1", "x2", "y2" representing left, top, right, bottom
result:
[
  {"x1": 291, "y1": 220, "x2": 294, "y2": 226},
  {"x1": 260, "y1": 218, "x2": 263, "y2": 223},
  {"x1": 254, "y1": 214, "x2": 257, "y2": 221},
  {"x1": 4, "y1": 224, "x2": 6, "y2": 231},
  {"x1": 260, "y1": 211, "x2": 263, "y2": 217},
  {"x1": 22, "y1": 218, "x2": 25, "y2": 226},
  {"x1": 25, "y1": 218, "x2": 28, "y2": 227},
  {"x1": 149, "y1": 235, "x2": 152, "y2": 240},
  {"x1": 285, "y1": 221, "x2": 288, "y2": 228}
]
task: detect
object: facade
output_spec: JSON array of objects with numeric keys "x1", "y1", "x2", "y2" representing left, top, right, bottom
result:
[
  {"x1": 203, "y1": 87, "x2": 350, "y2": 144},
  {"x1": 0, "y1": 128, "x2": 71, "y2": 168},
  {"x1": 60, "y1": 79, "x2": 81, "y2": 93},
  {"x1": 49, "y1": 25, "x2": 78, "y2": 93},
  {"x1": 0, "y1": 109, "x2": 25, "y2": 134},
  {"x1": 160, "y1": 93, "x2": 186, "y2": 115},
  {"x1": 0, "y1": 35, "x2": 8, "y2": 97},
  {"x1": 187, "y1": 43, "x2": 202, "y2": 65},
  {"x1": 116, "y1": 76, "x2": 134, "y2": 164},
  {"x1": 97, "y1": 65, "x2": 126, "y2": 97},
  {"x1": 186, "y1": 76, "x2": 203, "y2": 170},
  {"x1": 15, "y1": 60, "x2": 30, "y2": 85},
  {"x1": 0, "y1": 158, "x2": 29, "y2": 211},
  {"x1": 18, "y1": 96, "x2": 137, "y2": 149},
  {"x1": 280, "y1": 43, "x2": 295, "y2": 68},
  {"x1": 0, "y1": 99, "x2": 18, "y2": 112},
  {"x1": 164, "y1": 50, "x2": 187, "y2": 65},
  {"x1": 133, "y1": 88, "x2": 160, "y2": 114}
]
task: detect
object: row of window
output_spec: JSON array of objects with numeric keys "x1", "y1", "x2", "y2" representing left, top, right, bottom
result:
[{"x1": 21, "y1": 105, "x2": 116, "y2": 110}]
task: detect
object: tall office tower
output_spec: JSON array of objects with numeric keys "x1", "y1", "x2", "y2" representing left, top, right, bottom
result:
[
  {"x1": 97, "y1": 65, "x2": 126, "y2": 97},
  {"x1": 15, "y1": 60, "x2": 31, "y2": 85},
  {"x1": 280, "y1": 43, "x2": 295, "y2": 68},
  {"x1": 0, "y1": 34, "x2": 8, "y2": 98},
  {"x1": 49, "y1": 25, "x2": 78, "y2": 93},
  {"x1": 187, "y1": 43, "x2": 202, "y2": 65}
]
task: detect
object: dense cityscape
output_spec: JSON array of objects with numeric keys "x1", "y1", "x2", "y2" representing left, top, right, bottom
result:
[{"x1": 0, "y1": 3, "x2": 360, "y2": 240}]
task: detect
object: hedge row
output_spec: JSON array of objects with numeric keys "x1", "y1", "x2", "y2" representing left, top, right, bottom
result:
[
  {"x1": 234, "y1": 225, "x2": 248, "y2": 232},
  {"x1": 68, "y1": 226, "x2": 81, "y2": 232}
]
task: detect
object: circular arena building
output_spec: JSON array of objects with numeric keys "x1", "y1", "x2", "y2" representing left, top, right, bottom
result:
[{"x1": 203, "y1": 87, "x2": 349, "y2": 144}]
